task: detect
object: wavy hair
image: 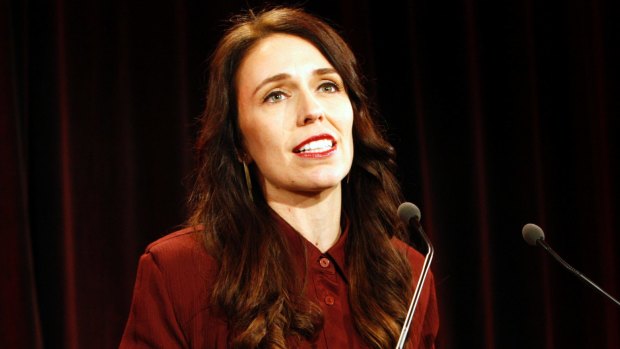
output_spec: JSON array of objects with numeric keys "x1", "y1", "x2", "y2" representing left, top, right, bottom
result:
[{"x1": 188, "y1": 7, "x2": 413, "y2": 348}]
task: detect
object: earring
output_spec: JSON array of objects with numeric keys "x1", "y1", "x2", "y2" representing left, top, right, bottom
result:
[{"x1": 243, "y1": 161, "x2": 254, "y2": 202}]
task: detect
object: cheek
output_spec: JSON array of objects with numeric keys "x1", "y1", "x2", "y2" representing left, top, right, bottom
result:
[
  {"x1": 237, "y1": 117, "x2": 252, "y2": 148},
  {"x1": 342, "y1": 105, "x2": 354, "y2": 148},
  {"x1": 238, "y1": 115, "x2": 263, "y2": 162},
  {"x1": 344, "y1": 106, "x2": 355, "y2": 161},
  {"x1": 239, "y1": 118, "x2": 279, "y2": 163},
  {"x1": 238, "y1": 102, "x2": 265, "y2": 150}
]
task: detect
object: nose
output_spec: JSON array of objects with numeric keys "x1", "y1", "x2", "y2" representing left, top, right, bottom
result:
[{"x1": 297, "y1": 91, "x2": 324, "y2": 126}]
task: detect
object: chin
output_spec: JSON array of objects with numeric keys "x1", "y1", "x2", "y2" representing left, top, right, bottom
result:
[{"x1": 305, "y1": 173, "x2": 347, "y2": 191}]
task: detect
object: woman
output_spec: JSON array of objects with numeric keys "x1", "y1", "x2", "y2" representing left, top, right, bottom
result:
[{"x1": 121, "y1": 7, "x2": 438, "y2": 349}]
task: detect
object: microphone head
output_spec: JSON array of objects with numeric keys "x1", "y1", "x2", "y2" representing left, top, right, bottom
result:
[
  {"x1": 522, "y1": 223, "x2": 545, "y2": 246},
  {"x1": 398, "y1": 202, "x2": 421, "y2": 224}
]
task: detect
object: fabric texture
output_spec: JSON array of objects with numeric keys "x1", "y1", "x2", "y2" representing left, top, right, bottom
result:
[{"x1": 120, "y1": 216, "x2": 439, "y2": 348}]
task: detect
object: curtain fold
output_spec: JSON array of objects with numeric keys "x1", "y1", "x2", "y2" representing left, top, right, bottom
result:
[
  {"x1": 2, "y1": 0, "x2": 618, "y2": 348},
  {"x1": 1, "y1": 3, "x2": 43, "y2": 347}
]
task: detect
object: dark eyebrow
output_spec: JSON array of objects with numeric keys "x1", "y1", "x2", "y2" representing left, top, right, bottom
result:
[
  {"x1": 314, "y1": 68, "x2": 338, "y2": 76},
  {"x1": 253, "y1": 73, "x2": 290, "y2": 96},
  {"x1": 252, "y1": 68, "x2": 340, "y2": 96}
]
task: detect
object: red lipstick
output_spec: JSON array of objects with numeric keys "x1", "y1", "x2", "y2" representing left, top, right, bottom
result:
[{"x1": 293, "y1": 134, "x2": 337, "y2": 158}]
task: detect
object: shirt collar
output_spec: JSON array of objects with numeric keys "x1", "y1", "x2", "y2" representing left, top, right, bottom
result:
[{"x1": 272, "y1": 210, "x2": 350, "y2": 282}]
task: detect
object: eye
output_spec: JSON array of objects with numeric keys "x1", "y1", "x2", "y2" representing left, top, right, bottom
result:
[
  {"x1": 263, "y1": 90, "x2": 288, "y2": 103},
  {"x1": 318, "y1": 82, "x2": 340, "y2": 93}
]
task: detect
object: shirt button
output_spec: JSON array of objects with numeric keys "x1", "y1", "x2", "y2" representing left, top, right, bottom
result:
[
  {"x1": 324, "y1": 295, "x2": 335, "y2": 305},
  {"x1": 319, "y1": 257, "x2": 330, "y2": 268}
]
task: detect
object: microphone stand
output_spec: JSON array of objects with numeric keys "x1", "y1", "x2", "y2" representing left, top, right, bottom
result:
[
  {"x1": 396, "y1": 219, "x2": 434, "y2": 349},
  {"x1": 536, "y1": 238, "x2": 620, "y2": 307}
]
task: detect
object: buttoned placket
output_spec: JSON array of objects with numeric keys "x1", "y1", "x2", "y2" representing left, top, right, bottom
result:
[
  {"x1": 309, "y1": 251, "x2": 349, "y2": 348},
  {"x1": 317, "y1": 256, "x2": 336, "y2": 306},
  {"x1": 273, "y1": 211, "x2": 362, "y2": 348}
]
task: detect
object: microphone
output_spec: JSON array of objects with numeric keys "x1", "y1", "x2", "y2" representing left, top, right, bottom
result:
[
  {"x1": 522, "y1": 223, "x2": 620, "y2": 307},
  {"x1": 396, "y1": 202, "x2": 435, "y2": 349}
]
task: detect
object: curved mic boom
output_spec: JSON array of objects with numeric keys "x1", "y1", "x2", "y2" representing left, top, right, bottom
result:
[
  {"x1": 521, "y1": 223, "x2": 620, "y2": 307},
  {"x1": 396, "y1": 202, "x2": 435, "y2": 349}
]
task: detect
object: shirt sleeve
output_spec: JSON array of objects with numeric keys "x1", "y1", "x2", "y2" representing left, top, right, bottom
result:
[{"x1": 119, "y1": 252, "x2": 188, "y2": 348}]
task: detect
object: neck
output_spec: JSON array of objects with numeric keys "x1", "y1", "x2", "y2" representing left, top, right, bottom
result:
[{"x1": 266, "y1": 185, "x2": 342, "y2": 253}]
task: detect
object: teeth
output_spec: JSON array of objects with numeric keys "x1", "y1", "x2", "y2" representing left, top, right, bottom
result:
[{"x1": 299, "y1": 139, "x2": 333, "y2": 152}]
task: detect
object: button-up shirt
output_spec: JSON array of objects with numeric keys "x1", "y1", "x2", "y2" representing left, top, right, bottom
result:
[{"x1": 120, "y1": 214, "x2": 439, "y2": 348}]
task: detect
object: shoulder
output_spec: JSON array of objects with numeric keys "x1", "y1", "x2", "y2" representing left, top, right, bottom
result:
[
  {"x1": 391, "y1": 238, "x2": 426, "y2": 268},
  {"x1": 136, "y1": 226, "x2": 219, "y2": 324},
  {"x1": 123, "y1": 226, "x2": 221, "y2": 342},
  {"x1": 140, "y1": 225, "x2": 217, "y2": 283},
  {"x1": 145, "y1": 226, "x2": 205, "y2": 256}
]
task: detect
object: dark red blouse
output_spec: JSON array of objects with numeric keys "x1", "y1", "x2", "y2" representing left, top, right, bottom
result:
[{"x1": 120, "y1": 216, "x2": 439, "y2": 348}]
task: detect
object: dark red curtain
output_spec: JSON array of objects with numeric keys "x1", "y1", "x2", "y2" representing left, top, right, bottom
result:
[{"x1": 2, "y1": 0, "x2": 619, "y2": 348}]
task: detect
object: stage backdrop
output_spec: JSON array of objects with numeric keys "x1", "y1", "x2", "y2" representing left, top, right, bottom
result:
[{"x1": 2, "y1": 0, "x2": 619, "y2": 348}]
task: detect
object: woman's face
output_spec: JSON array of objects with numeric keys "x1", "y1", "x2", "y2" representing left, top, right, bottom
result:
[{"x1": 236, "y1": 34, "x2": 354, "y2": 201}]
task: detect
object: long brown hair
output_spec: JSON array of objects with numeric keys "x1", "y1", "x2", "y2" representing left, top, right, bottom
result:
[{"x1": 188, "y1": 7, "x2": 412, "y2": 348}]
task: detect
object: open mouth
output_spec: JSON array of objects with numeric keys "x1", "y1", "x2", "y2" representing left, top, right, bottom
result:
[{"x1": 293, "y1": 134, "x2": 337, "y2": 157}]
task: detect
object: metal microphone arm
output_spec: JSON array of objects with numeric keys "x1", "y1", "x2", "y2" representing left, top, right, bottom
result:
[
  {"x1": 537, "y1": 239, "x2": 620, "y2": 307},
  {"x1": 396, "y1": 219, "x2": 435, "y2": 349}
]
